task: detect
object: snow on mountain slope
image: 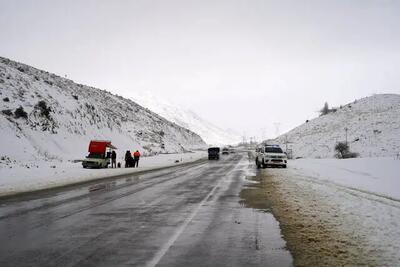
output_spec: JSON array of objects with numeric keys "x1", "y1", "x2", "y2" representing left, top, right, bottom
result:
[
  {"x1": 270, "y1": 94, "x2": 400, "y2": 158},
  {"x1": 0, "y1": 57, "x2": 206, "y2": 165},
  {"x1": 131, "y1": 92, "x2": 241, "y2": 145}
]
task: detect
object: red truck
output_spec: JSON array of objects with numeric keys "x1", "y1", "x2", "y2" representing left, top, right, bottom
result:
[{"x1": 82, "y1": 140, "x2": 117, "y2": 168}]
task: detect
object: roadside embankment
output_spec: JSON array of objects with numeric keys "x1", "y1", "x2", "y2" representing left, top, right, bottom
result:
[
  {"x1": 254, "y1": 164, "x2": 400, "y2": 266},
  {"x1": 0, "y1": 151, "x2": 207, "y2": 198},
  {"x1": 259, "y1": 170, "x2": 373, "y2": 266}
]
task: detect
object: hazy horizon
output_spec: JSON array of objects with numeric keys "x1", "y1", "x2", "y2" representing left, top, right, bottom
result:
[{"x1": 1, "y1": 0, "x2": 400, "y2": 140}]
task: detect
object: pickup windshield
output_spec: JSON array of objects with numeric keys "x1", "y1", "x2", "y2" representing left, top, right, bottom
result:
[{"x1": 265, "y1": 147, "x2": 283, "y2": 153}]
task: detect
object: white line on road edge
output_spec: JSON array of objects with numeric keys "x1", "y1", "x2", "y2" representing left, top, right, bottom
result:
[{"x1": 146, "y1": 176, "x2": 225, "y2": 267}]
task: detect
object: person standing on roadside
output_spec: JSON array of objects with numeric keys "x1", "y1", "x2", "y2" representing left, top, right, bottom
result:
[
  {"x1": 111, "y1": 150, "x2": 117, "y2": 168},
  {"x1": 125, "y1": 150, "x2": 131, "y2": 168},
  {"x1": 133, "y1": 150, "x2": 141, "y2": 168}
]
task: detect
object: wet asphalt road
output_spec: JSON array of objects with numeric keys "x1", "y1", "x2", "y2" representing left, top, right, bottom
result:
[{"x1": 0, "y1": 153, "x2": 292, "y2": 266}]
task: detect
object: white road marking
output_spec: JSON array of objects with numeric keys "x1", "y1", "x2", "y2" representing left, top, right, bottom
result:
[
  {"x1": 146, "y1": 177, "x2": 224, "y2": 267},
  {"x1": 146, "y1": 158, "x2": 247, "y2": 267}
]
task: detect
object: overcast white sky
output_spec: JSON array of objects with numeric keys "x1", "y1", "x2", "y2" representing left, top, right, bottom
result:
[{"x1": 1, "y1": 0, "x2": 400, "y2": 139}]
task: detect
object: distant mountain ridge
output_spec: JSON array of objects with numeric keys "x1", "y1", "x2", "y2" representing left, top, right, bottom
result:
[
  {"x1": 270, "y1": 94, "x2": 400, "y2": 158},
  {"x1": 131, "y1": 92, "x2": 241, "y2": 146},
  {"x1": 0, "y1": 57, "x2": 206, "y2": 164}
]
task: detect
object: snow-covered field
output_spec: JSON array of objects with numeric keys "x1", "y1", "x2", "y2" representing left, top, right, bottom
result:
[
  {"x1": 290, "y1": 157, "x2": 400, "y2": 200},
  {"x1": 0, "y1": 151, "x2": 206, "y2": 197},
  {"x1": 283, "y1": 157, "x2": 400, "y2": 264}
]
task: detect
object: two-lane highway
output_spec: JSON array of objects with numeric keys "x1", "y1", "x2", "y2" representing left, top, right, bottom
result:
[{"x1": 0, "y1": 153, "x2": 292, "y2": 266}]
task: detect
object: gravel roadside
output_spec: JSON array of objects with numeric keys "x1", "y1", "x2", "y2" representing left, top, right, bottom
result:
[{"x1": 243, "y1": 168, "x2": 382, "y2": 266}]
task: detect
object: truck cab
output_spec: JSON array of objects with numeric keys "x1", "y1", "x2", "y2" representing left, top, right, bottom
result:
[{"x1": 82, "y1": 140, "x2": 116, "y2": 168}]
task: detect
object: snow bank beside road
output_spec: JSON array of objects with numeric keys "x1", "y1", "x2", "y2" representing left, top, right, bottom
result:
[
  {"x1": 290, "y1": 157, "x2": 400, "y2": 200},
  {"x1": 0, "y1": 151, "x2": 206, "y2": 197},
  {"x1": 269, "y1": 157, "x2": 400, "y2": 265}
]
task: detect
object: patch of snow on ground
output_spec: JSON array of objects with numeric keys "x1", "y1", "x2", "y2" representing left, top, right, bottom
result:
[
  {"x1": 285, "y1": 157, "x2": 400, "y2": 264},
  {"x1": 290, "y1": 157, "x2": 400, "y2": 200}
]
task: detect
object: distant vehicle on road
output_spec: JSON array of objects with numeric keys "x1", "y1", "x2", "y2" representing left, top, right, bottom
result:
[
  {"x1": 255, "y1": 144, "x2": 287, "y2": 169},
  {"x1": 82, "y1": 140, "x2": 117, "y2": 168},
  {"x1": 208, "y1": 147, "x2": 220, "y2": 160},
  {"x1": 222, "y1": 148, "x2": 229, "y2": 155}
]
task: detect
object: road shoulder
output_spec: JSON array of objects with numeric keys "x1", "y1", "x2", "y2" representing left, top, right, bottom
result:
[
  {"x1": 0, "y1": 151, "x2": 206, "y2": 198},
  {"x1": 256, "y1": 168, "x2": 390, "y2": 266}
]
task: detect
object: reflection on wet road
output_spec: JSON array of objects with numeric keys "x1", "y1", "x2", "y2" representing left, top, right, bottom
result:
[{"x1": 0, "y1": 153, "x2": 292, "y2": 266}]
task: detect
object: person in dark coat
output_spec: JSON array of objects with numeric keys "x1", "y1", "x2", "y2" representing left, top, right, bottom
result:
[
  {"x1": 111, "y1": 151, "x2": 117, "y2": 168},
  {"x1": 125, "y1": 150, "x2": 131, "y2": 168},
  {"x1": 133, "y1": 150, "x2": 141, "y2": 168}
]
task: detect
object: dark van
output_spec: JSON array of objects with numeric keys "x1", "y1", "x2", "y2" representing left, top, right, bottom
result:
[{"x1": 208, "y1": 147, "x2": 220, "y2": 160}]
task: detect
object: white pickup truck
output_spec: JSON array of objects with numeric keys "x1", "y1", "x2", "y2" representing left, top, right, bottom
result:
[{"x1": 255, "y1": 144, "x2": 287, "y2": 169}]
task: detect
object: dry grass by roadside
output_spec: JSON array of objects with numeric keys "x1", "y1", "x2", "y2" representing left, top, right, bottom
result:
[{"x1": 240, "y1": 169, "x2": 379, "y2": 267}]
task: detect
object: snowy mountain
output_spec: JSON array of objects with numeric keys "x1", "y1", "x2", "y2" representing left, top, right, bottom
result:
[
  {"x1": 131, "y1": 92, "x2": 241, "y2": 146},
  {"x1": 270, "y1": 94, "x2": 400, "y2": 158},
  {"x1": 0, "y1": 57, "x2": 206, "y2": 165}
]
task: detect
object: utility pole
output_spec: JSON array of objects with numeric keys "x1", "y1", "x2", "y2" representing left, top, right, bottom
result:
[
  {"x1": 345, "y1": 127, "x2": 348, "y2": 146},
  {"x1": 283, "y1": 135, "x2": 294, "y2": 158}
]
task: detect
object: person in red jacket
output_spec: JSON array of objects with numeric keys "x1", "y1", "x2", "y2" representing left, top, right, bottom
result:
[{"x1": 133, "y1": 150, "x2": 141, "y2": 168}]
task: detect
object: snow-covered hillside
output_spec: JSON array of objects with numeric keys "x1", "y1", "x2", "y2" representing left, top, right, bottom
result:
[
  {"x1": 270, "y1": 94, "x2": 400, "y2": 158},
  {"x1": 131, "y1": 92, "x2": 241, "y2": 145},
  {"x1": 0, "y1": 57, "x2": 206, "y2": 165}
]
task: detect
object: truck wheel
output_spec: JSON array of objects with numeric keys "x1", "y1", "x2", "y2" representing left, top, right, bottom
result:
[{"x1": 283, "y1": 164, "x2": 287, "y2": 168}]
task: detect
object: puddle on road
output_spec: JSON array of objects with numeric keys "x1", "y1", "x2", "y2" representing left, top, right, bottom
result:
[
  {"x1": 88, "y1": 175, "x2": 140, "y2": 193},
  {"x1": 239, "y1": 175, "x2": 273, "y2": 212},
  {"x1": 239, "y1": 175, "x2": 293, "y2": 265}
]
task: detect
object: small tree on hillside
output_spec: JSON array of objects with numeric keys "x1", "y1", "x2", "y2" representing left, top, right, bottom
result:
[
  {"x1": 334, "y1": 142, "x2": 359, "y2": 159},
  {"x1": 320, "y1": 102, "x2": 330, "y2": 116},
  {"x1": 334, "y1": 142, "x2": 349, "y2": 158},
  {"x1": 14, "y1": 106, "x2": 28, "y2": 119}
]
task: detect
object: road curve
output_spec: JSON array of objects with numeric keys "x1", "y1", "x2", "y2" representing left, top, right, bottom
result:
[{"x1": 0, "y1": 153, "x2": 292, "y2": 266}]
